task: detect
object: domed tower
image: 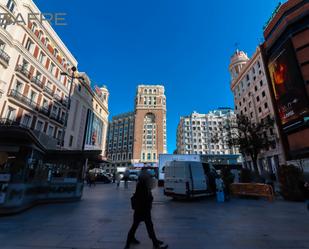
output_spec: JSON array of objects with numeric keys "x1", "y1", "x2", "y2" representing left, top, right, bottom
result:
[{"x1": 229, "y1": 50, "x2": 249, "y2": 83}]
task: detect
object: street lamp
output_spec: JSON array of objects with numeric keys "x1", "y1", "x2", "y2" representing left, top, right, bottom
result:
[{"x1": 60, "y1": 66, "x2": 84, "y2": 147}]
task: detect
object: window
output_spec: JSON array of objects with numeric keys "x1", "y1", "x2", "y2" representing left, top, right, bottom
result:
[
  {"x1": 38, "y1": 31, "x2": 43, "y2": 40},
  {"x1": 260, "y1": 80, "x2": 263, "y2": 86},
  {"x1": 47, "y1": 125, "x2": 54, "y2": 136},
  {"x1": 15, "y1": 81, "x2": 23, "y2": 93},
  {"x1": 22, "y1": 115, "x2": 31, "y2": 128},
  {"x1": 30, "y1": 91, "x2": 37, "y2": 103},
  {"x1": 256, "y1": 96, "x2": 260, "y2": 102},
  {"x1": 49, "y1": 63, "x2": 55, "y2": 74},
  {"x1": 38, "y1": 52, "x2": 46, "y2": 64},
  {"x1": 36, "y1": 120, "x2": 44, "y2": 131},
  {"x1": 0, "y1": 40, "x2": 5, "y2": 50},
  {"x1": 53, "y1": 48, "x2": 59, "y2": 58},
  {"x1": 6, "y1": 107, "x2": 16, "y2": 120},
  {"x1": 25, "y1": 38, "x2": 34, "y2": 52},
  {"x1": 264, "y1": 102, "x2": 268, "y2": 109},
  {"x1": 6, "y1": 0, "x2": 15, "y2": 12},
  {"x1": 147, "y1": 153, "x2": 151, "y2": 160},
  {"x1": 254, "y1": 86, "x2": 258, "y2": 92},
  {"x1": 44, "y1": 37, "x2": 50, "y2": 46},
  {"x1": 258, "y1": 107, "x2": 262, "y2": 113},
  {"x1": 262, "y1": 91, "x2": 266, "y2": 97}
]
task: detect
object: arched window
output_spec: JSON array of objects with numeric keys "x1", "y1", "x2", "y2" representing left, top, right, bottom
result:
[
  {"x1": 53, "y1": 48, "x2": 59, "y2": 57},
  {"x1": 44, "y1": 37, "x2": 50, "y2": 46},
  {"x1": 31, "y1": 22, "x2": 37, "y2": 33},
  {"x1": 6, "y1": 0, "x2": 16, "y2": 13},
  {"x1": 62, "y1": 58, "x2": 66, "y2": 66},
  {"x1": 149, "y1": 89, "x2": 152, "y2": 94},
  {"x1": 38, "y1": 30, "x2": 44, "y2": 40},
  {"x1": 144, "y1": 89, "x2": 147, "y2": 94}
]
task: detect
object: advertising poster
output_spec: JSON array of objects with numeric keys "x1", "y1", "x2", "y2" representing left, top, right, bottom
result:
[
  {"x1": 84, "y1": 110, "x2": 104, "y2": 150},
  {"x1": 268, "y1": 40, "x2": 309, "y2": 129}
]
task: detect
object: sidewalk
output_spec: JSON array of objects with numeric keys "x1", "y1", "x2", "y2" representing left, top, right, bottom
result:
[{"x1": 0, "y1": 183, "x2": 308, "y2": 249}]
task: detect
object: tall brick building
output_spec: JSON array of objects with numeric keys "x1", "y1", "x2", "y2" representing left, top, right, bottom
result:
[
  {"x1": 106, "y1": 85, "x2": 167, "y2": 172},
  {"x1": 133, "y1": 85, "x2": 167, "y2": 164}
]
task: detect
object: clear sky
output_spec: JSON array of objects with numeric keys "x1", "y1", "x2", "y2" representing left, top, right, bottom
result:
[{"x1": 35, "y1": 0, "x2": 281, "y2": 153}]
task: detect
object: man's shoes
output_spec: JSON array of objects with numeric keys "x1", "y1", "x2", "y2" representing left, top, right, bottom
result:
[
  {"x1": 131, "y1": 238, "x2": 140, "y2": 244},
  {"x1": 153, "y1": 242, "x2": 168, "y2": 249}
]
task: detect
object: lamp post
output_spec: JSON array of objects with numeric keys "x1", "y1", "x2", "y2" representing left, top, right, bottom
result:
[{"x1": 60, "y1": 66, "x2": 84, "y2": 148}]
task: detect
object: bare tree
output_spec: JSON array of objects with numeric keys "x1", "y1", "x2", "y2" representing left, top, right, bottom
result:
[{"x1": 226, "y1": 114, "x2": 276, "y2": 174}]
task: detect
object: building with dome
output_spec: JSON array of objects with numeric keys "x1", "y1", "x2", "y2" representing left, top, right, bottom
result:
[{"x1": 229, "y1": 46, "x2": 285, "y2": 175}]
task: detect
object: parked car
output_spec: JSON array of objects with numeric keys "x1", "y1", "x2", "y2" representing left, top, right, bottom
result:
[
  {"x1": 164, "y1": 161, "x2": 217, "y2": 199},
  {"x1": 95, "y1": 173, "x2": 112, "y2": 184}
]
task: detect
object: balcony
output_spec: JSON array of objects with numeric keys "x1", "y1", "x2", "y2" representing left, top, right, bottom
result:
[
  {"x1": 50, "y1": 112, "x2": 65, "y2": 125},
  {"x1": 0, "y1": 48, "x2": 10, "y2": 67},
  {"x1": 38, "y1": 106, "x2": 50, "y2": 116},
  {"x1": 8, "y1": 89, "x2": 38, "y2": 110},
  {"x1": 54, "y1": 94, "x2": 62, "y2": 102},
  {"x1": 15, "y1": 65, "x2": 31, "y2": 80},
  {"x1": 31, "y1": 76, "x2": 44, "y2": 89},
  {"x1": 44, "y1": 85, "x2": 54, "y2": 96},
  {"x1": 0, "y1": 118, "x2": 60, "y2": 150}
]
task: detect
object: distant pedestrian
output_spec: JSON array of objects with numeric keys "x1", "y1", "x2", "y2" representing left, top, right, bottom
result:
[
  {"x1": 124, "y1": 170, "x2": 130, "y2": 189},
  {"x1": 215, "y1": 176, "x2": 225, "y2": 202},
  {"x1": 112, "y1": 173, "x2": 116, "y2": 183},
  {"x1": 124, "y1": 168, "x2": 168, "y2": 249},
  {"x1": 116, "y1": 172, "x2": 121, "y2": 188}
]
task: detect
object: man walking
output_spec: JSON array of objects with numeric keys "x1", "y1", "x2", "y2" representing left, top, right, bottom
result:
[{"x1": 124, "y1": 168, "x2": 168, "y2": 249}]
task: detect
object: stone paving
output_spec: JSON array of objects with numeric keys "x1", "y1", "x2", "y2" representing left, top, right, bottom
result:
[{"x1": 0, "y1": 182, "x2": 309, "y2": 249}]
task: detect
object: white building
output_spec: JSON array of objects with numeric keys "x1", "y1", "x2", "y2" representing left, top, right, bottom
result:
[
  {"x1": 229, "y1": 47, "x2": 285, "y2": 174},
  {"x1": 177, "y1": 108, "x2": 239, "y2": 155},
  {"x1": 0, "y1": 0, "x2": 109, "y2": 157}
]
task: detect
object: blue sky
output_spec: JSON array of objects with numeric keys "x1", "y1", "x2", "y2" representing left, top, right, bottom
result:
[{"x1": 36, "y1": 0, "x2": 280, "y2": 153}]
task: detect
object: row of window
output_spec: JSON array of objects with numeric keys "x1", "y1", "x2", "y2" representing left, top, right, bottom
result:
[
  {"x1": 110, "y1": 153, "x2": 132, "y2": 161},
  {"x1": 142, "y1": 152, "x2": 156, "y2": 161},
  {"x1": 28, "y1": 21, "x2": 73, "y2": 73},
  {"x1": 5, "y1": 106, "x2": 62, "y2": 139},
  {"x1": 13, "y1": 80, "x2": 66, "y2": 120}
]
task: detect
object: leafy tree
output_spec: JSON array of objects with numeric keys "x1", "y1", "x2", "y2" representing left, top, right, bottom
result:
[{"x1": 226, "y1": 114, "x2": 276, "y2": 175}]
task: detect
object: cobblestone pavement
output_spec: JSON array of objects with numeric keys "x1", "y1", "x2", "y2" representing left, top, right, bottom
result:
[{"x1": 0, "y1": 182, "x2": 308, "y2": 249}]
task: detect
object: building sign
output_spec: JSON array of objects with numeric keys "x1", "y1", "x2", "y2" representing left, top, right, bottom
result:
[
  {"x1": 268, "y1": 40, "x2": 309, "y2": 130},
  {"x1": 84, "y1": 110, "x2": 104, "y2": 150}
]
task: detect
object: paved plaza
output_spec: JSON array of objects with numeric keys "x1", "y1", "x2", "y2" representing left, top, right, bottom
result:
[{"x1": 0, "y1": 182, "x2": 309, "y2": 249}]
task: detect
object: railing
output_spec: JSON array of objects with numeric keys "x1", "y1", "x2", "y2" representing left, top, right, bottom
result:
[
  {"x1": 31, "y1": 76, "x2": 44, "y2": 88},
  {"x1": 15, "y1": 65, "x2": 31, "y2": 79},
  {"x1": 38, "y1": 106, "x2": 50, "y2": 116},
  {"x1": 54, "y1": 94, "x2": 62, "y2": 102},
  {"x1": 0, "y1": 118, "x2": 60, "y2": 150},
  {"x1": 0, "y1": 48, "x2": 10, "y2": 64},
  {"x1": 44, "y1": 85, "x2": 54, "y2": 95},
  {"x1": 50, "y1": 112, "x2": 65, "y2": 125},
  {"x1": 8, "y1": 89, "x2": 37, "y2": 110}
]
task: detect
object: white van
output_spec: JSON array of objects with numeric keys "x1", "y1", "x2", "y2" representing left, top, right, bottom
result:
[{"x1": 164, "y1": 161, "x2": 217, "y2": 199}]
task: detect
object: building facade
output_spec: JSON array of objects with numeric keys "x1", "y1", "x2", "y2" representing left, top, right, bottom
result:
[
  {"x1": 133, "y1": 85, "x2": 167, "y2": 164},
  {"x1": 0, "y1": 0, "x2": 109, "y2": 156},
  {"x1": 64, "y1": 73, "x2": 109, "y2": 156},
  {"x1": 105, "y1": 112, "x2": 135, "y2": 173},
  {"x1": 229, "y1": 47, "x2": 285, "y2": 174},
  {"x1": 263, "y1": 0, "x2": 309, "y2": 165},
  {"x1": 176, "y1": 108, "x2": 239, "y2": 155},
  {"x1": 105, "y1": 85, "x2": 167, "y2": 173},
  {"x1": 0, "y1": 0, "x2": 77, "y2": 147}
]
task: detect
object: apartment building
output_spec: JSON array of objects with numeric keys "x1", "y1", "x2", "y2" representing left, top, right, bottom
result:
[
  {"x1": 105, "y1": 112, "x2": 135, "y2": 172},
  {"x1": 176, "y1": 108, "x2": 238, "y2": 155},
  {"x1": 229, "y1": 47, "x2": 285, "y2": 174},
  {"x1": 0, "y1": 0, "x2": 109, "y2": 162}
]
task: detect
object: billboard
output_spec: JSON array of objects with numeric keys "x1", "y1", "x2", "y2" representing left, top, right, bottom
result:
[
  {"x1": 84, "y1": 110, "x2": 104, "y2": 150},
  {"x1": 268, "y1": 40, "x2": 309, "y2": 130}
]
